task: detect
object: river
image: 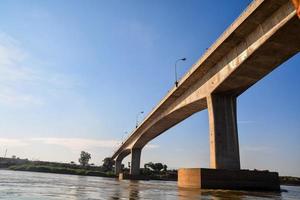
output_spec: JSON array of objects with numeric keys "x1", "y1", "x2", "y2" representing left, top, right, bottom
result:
[{"x1": 0, "y1": 170, "x2": 299, "y2": 199}]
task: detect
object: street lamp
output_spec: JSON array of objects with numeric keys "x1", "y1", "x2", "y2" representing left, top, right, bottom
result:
[
  {"x1": 175, "y1": 58, "x2": 186, "y2": 87},
  {"x1": 136, "y1": 111, "x2": 144, "y2": 128}
]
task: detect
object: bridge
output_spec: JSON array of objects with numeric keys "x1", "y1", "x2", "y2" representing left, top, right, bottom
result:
[{"x1": 111, "y1": 0, "x2": 300, "y2": 179}]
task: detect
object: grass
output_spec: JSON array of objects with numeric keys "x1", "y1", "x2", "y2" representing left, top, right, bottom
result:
[{"x1": 9, "y1": 164, "x2": 116, "y2": 178}]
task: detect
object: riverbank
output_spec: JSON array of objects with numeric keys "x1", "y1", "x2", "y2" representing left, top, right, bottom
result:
[
  {"x1": 0, "y1": 157, "x2": 116, "y2": 178},
  {"x1": 7, "y1": 165, "x2": 300, "y2": 186},
  {"x1": 280, "y1": 176, "x2": 300, "y2": 186},
  {"x1": 2, "y1": 170, "x2": 300, "y2": 200},
  {"x1": 2, "y1": 157, "x2": 299, "y2": 186},
  {"x1": 7, "y1": 163, "x2": 175, "y2": 180},
  {"x1": 8, "y1": 164, "x2": 116, "y2": 178}
]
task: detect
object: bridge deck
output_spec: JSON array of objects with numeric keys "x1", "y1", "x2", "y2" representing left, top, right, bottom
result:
[{"x1": 112, "y1": 0, "x2": 299, "y2": 160}]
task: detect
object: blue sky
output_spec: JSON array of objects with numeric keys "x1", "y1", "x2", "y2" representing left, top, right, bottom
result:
[{"x1": 0, "y1": 0, "x2": 299, "y2": 176}]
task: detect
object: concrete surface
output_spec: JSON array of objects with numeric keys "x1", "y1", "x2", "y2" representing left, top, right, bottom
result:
[{"x1": 178, "y1": 168, "x2": 280, "y2": 191}]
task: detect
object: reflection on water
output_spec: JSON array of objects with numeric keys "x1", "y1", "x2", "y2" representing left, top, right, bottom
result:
[
  {"x1": 129, "y1": 181, "x2": 139, "y2": 200},
  {"x1": 178, "y1": 188, "x2": 283, "y2": 200},
  {"x1": 0, "y1": 170, "x2": 299, "y2": 200}
]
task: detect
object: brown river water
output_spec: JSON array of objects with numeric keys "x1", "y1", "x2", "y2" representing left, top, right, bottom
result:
[{"x1": 0, "y1": 170, "x2": 299, "y2": 200}]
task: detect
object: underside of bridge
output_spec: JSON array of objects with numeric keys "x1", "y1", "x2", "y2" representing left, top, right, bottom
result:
[{"x1": 112, "y1": 0, "x2": 300, "y2": 186}]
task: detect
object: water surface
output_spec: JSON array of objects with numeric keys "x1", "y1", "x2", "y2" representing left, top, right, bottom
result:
[{"x1": 0, "y1": 170, "x2": 299, "y2": 199}]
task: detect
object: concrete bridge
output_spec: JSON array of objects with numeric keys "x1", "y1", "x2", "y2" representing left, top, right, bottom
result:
[{"x1": 111, "y1": 0, "x2": 300, "y2": 177}]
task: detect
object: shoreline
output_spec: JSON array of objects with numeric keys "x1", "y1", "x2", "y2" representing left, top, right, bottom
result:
[
  {"x1": 7, "y1": 168, "x2": 176, "y2": 181},
  {"x1": 1, "y1": 158, "x2": 299, "y2": 186},
  {"x1": 5, "y1": 168, "x2": 300, "y2": 187},
  {"x1": 7, "y1": 165, "x2": 116, "y2": 178},
  {"x1": 4, "y1": 168, "x2": 116, "y2": 178}
]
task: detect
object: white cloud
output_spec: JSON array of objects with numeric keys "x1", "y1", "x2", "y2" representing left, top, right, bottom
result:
[
  {"x1": 0, "y1": 138, "x2": 28, "y2": 147},
  {"x1": 0, "y1": 88, "x2": 44, "y2": 106},
  {"x1": 0, "y1": 137, "x2": 119, "y2": 150},
  {"x1": 0, "y1": 137, "x2": 159, "y2": 152},
  {"x1": 30, "y1": 137, "x2": 120, "y2": 151},
  {"x1": 0, "y1": 32, "x2": 77, "y2": 107}
]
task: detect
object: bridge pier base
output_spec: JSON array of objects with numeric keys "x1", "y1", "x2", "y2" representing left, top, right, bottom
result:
[
  {"x1": 178, "y1": 168, "x2": 280, "y2": 191},
  {"x1": 130, "y1": 148, "x2": 141, "y2": 175},
  {"x1": 207, "y1": 94, "x2": 240, "y2": 170},
  {"x1": 119, "y1": 173, "x2": 149, "y2": 181}
]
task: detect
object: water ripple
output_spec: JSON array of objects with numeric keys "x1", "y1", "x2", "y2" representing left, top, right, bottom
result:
[{"x1": 0, "y1": 170, "x2": 299, "y2": 200}]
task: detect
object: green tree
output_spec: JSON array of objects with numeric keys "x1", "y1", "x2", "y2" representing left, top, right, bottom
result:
[
  {"x1": 163, "y1": 164, "x2": 168, "y2": 172},
  {"x1": 154, "y1": 163, "x2": 164, "y2": 172},
  {"x1": 102, "y1": 157, "x2": 115, "y2": 172},
  {"x1": 144, "y1": 162, "x2": 164, "y2": 173},
  {"x1": 78, "y1": 151, "x2": 91, "y2": 167},
  {"x1": 144, "y1": 162, "x2": 154, "y2": 172}
]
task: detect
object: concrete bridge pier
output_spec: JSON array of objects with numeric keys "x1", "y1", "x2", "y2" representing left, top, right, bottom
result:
[
  {"x1": 178, "y1": 94, "x2": 279, "y2": 190},
  {"x1": 115, "y1": 157, "x2": 122, "y2": 175},
  {"x1": 207, "y1": 94, "x2": 240, "y2": 170},
  {"x1": 130, "y1": 148, "x2": 141, "y2": 175}
]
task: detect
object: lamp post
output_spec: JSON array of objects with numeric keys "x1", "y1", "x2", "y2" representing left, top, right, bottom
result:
[
  {"x1": 136, "y1": 111, "x2": 144, "y2": 128},
  {"x1": 175, "y1": 58, "x2": 186, "y2": 87}
]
